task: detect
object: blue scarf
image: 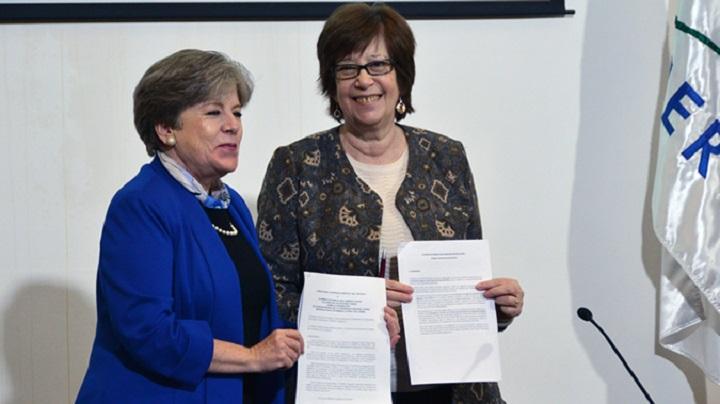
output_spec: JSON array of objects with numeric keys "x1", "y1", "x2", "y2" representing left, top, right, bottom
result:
[{"x1": 157, "y1": 152, "x2": 231, "y2": 209}]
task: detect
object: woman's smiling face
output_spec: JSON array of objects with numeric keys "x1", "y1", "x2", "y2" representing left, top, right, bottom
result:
[
  {"x1": 334, "y1": 35, "x2": 399, "y2": 134},
  {"x1": 159, "y1": 89, "x2": 243, "y2": 190}
]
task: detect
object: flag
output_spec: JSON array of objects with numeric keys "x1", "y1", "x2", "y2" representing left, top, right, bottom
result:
[{"x1": 653, "y1": 0, "x2": 720, "y2": 384}]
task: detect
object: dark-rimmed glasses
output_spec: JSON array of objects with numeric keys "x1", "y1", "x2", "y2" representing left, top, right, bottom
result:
[{"x1": 334, "y1": 60, "x2": 395, "y2": 80}]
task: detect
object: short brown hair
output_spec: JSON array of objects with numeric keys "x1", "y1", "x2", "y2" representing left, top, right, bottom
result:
[
  {"x1": 133, "y1": 49, "x2": 254, "y2": 156},
  {"x1": 317, "y1": 3, "x2": 416, "y2": 122}
]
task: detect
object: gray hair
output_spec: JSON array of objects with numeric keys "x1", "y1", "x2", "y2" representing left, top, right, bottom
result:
[{"x1": 133, "y1": 49, "x2": 254, "y2": 156}]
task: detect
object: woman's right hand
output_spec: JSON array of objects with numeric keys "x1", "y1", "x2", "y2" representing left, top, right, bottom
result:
[
  {"x1": 385, "y1": 279, "x2": 414, "y2": 308},
  {"x1": 248, "y1": 329, "x2": 304, "y2": 372},
  {"x1": 210, "y1": 330, "x2": 303, "y2": 374}
]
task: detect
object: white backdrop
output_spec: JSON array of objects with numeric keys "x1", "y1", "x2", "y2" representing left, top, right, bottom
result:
[{"x1": 0, "y1": 0, "x2": 714, "y2": 402}]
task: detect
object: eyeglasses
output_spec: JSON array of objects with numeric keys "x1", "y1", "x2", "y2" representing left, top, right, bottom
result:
[{"x1": 334, "y1": 60, "x2": 395, "y2": 80}]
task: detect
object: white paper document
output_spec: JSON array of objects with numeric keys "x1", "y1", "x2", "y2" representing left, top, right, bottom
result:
[
  {"x1": 295, "y1": 272, "x2": 391, "y2": 404},
  {"x1": 398, "y1": 240, "x2": 501, "y2": 385}
]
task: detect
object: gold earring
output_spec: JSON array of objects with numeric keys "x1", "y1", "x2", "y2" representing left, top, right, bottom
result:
[
  {"x1": 395, "y1": 98, "x2": 406, "y2": 115},
  {"x1": 333, "y1": 107, "x2": 343, "y2": 120}
]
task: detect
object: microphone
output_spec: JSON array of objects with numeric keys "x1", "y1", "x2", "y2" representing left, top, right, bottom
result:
[{"x1": 576, "y1": 307, "x2": 654, "y2": 404}]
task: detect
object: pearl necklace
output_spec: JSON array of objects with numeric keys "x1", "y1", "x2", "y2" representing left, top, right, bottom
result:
[{"x1": 212, "y1": 223, "x2": 239, "y2": 237}]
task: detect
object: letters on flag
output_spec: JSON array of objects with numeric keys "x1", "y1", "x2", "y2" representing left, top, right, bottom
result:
[{"x1": 653, "y1": 0, "x2": 720, "y2": 384}]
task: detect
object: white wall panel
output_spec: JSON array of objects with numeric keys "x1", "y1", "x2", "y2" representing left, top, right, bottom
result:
[{"x1": 1, "y1": 23, "x2": 70, "y2": 404}]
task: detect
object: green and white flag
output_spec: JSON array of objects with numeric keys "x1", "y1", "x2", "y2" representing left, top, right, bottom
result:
[{"x1": 653, "y1": 0, "x2": 720, "y2": 384}]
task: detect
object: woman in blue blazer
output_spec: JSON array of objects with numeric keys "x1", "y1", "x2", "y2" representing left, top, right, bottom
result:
[{"x1": 76, "y1": 49, "x2": 305, "y2": 403}]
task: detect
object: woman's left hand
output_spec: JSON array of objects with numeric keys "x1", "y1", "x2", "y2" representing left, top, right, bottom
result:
[
  {"x1": 476, "y1": 278, "x2": 524, "y2": 323},
  {"x1": 384, "y1": 306, "x2": 401, "y2": 348}
]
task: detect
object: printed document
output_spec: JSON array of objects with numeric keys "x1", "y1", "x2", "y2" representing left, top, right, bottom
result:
[
  {"x1": 296, "y1": 272, "x2": 391, "y2": 404},
  {"x1": 398, "y1": 240, "x2": 501, "y2": 385}
]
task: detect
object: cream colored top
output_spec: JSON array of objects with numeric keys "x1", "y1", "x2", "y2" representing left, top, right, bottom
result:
[{"x1": 346, "y1": 148, "x2": 414, "y2": 258}]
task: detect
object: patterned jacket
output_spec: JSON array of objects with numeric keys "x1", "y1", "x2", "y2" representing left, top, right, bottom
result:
[{"x1": 257, "y1": 125, "x2": 505, "y2": 403}]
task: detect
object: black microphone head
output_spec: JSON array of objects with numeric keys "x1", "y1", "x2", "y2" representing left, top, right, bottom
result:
[{"x1": 577, "y1": 307, "x2": 593, "y2": 321}]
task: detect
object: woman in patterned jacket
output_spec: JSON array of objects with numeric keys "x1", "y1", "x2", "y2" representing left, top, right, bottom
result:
[{"x1": 257, "y1": 3, "x2": 524, "y2": 403}]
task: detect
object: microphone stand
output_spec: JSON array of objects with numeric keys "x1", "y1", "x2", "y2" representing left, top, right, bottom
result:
[{"x1": 577, "y1": 307, "x2": 655, "y2": 404}]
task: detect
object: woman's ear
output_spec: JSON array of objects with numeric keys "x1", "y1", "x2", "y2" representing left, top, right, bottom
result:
[{"x1": 155, "y1": 123, "x2": 176, "y2": 147}]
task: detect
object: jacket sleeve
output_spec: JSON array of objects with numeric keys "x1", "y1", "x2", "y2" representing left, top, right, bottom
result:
[
  {"x1": 257, "y1": 146, "x2": 303, "y2": 326},
  {"x1": 98, "y1": 190, "x2": 213, "y2": 388},
  {"x1": 458, "y1": 142, "x2": 483, "y2": 240}
]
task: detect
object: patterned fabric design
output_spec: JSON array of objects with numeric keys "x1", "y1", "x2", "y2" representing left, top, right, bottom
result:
[{"x1": 257, "y1": 125, "x2": 503, "y2": 403}]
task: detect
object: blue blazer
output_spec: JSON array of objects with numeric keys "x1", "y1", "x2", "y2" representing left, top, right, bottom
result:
[{"x1": 77, "y1": 158, "x2": 285, "y2": 403}]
